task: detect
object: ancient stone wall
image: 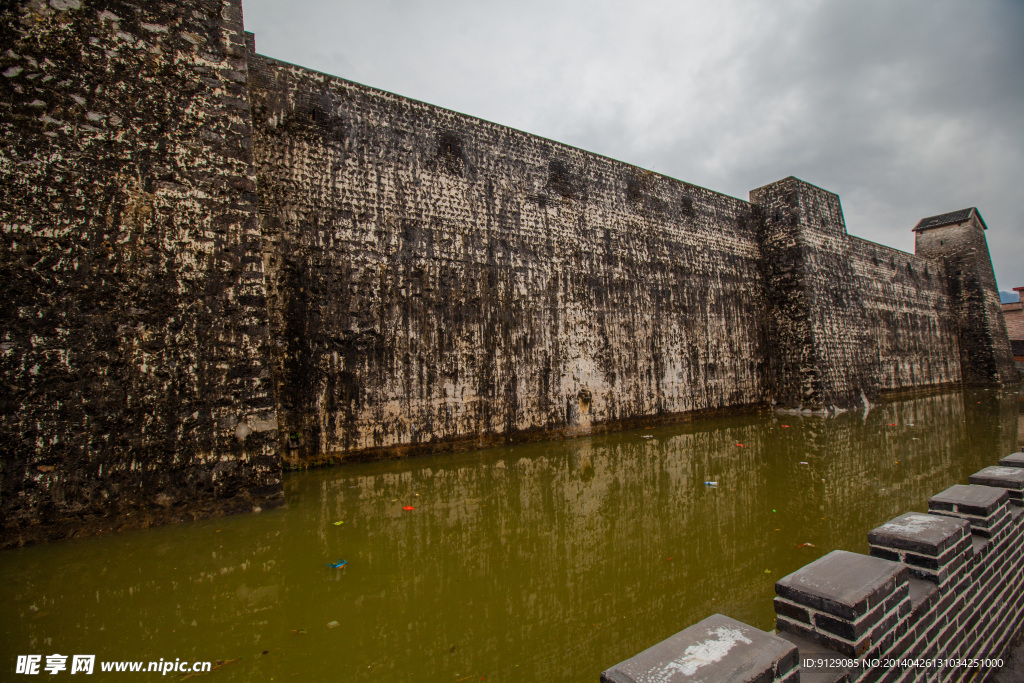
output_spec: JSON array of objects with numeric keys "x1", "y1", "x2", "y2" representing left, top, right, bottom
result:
[
  {"x1": 753, "y1": 177, "x2": 873, "y2": 410},
  {"x1": 915, "y1": 217, "x2": 1018, "y2": 385},
  {"x1": 0, "y1": 0, "x2": 281, "y2": 547},
  {"x1": 752, "y1": 178, "x2": 966, "y2": 412},
  {"x1": 247, "y1": 52, "x2": 770, "y2": 465},
  {"x1": 845, "y1": 237, "x2": 962, "y2": 394},
  {"x1": 1, "y1": 0, "x2": 1017, "y2": 544}
]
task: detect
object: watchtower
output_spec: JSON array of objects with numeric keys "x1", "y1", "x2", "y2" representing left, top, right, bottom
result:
[{"x1": 913, "y1": 208, "x2": 1017, "y2": 384}]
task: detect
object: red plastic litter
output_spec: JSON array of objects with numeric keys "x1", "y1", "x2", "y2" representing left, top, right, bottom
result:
[
  {"x1": 888, "y1": 423, "x2": 896, "y2": 426},
  {"x1": 781, "y1": 425, "x2": 790, "y2": 428},
  {"x1": 403, "y1": 506, "x2": 415, "y2": 511},
  {"x1": 735, "y1": 443, "x2": 745, "y2": 447}
]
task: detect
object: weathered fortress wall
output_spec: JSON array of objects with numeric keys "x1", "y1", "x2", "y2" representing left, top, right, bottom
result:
[
  {"x1": 752, "y1": 179, "x2": 967, "y2": 411},
  {"x1": 915, "y1": 211, "x2": 1018, "y2": 385},
  {"x1": 0, "y1": 0, "x2": 282, "y2": 546},
  {"x1": 845, "y1": 236, "x2": 961, "y2": 393},
  {"x1": 0, "y1": 0, "x2": 1017, "y2": 545},
  {"x1": 246, "y1": 50, "x2": 770, "y2": 465}
]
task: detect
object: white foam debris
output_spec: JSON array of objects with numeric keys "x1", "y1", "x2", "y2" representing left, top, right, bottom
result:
[
  {"x1": 650, "y1": 627, "x2": 752, "y2": 680},
  {"x1": 882, "y1": 513, "x2": 945, "y2": 534}
]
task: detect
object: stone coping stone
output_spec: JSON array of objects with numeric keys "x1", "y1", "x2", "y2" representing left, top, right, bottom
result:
[
  {"x1": 775, "y1": 550, "x2": 906, "y2": 621},
  {"x1": 929, "y1": 484, "x2": 1008, "y2": 517},
  {"x1": 999, "y1": 452, "x2": 1024, "y2": 468},
  {"x1": 867, "y1": 511, "x2": 969, "y2": 556},
  {"x1": 969, "y1": 466, "x2": 1024, "y2": 491},
  {"x1": 601, "y1": 614, "x2": 797, "y2": 683}
]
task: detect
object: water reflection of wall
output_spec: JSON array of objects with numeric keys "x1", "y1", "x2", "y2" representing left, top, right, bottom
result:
[
  {"x1": 1, "y1": 389, "x2": 1017, "y2": 682},
  {"x1": 0, "y1": 520, "x2": 287, "y2": 674},
  {"x1": 279, "y1": 388, "x2": 1019, "y2": 679},
  {"x1": 287, "y1": 424, "x2": 775, "y2": 678}
]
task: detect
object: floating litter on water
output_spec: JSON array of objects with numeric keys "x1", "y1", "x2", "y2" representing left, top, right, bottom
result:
[
  {"x1": 333, "y1": 521, "x2": 344, "y2": 525},
  {"x1": 326, "y1": 560, "x2": 347, "y2": 569},
  {"x1": 403, "y1": 506, "x2": 415, "y2": 511},
  {"x1": 799, "y1": 461, "x2": 808, "y2": 465},
  {"x1": 704, "y1": 481, "x2": 718, "y2": 487},
  {"x1": 798, "y1": 542, "x2": 815, "y2": 548},
  {"x1": 641, "y1": 435, "x2": 653, "y2": 439},
  {"x1": 327, "y1": 621, "x2": 339, "y2": 629}
]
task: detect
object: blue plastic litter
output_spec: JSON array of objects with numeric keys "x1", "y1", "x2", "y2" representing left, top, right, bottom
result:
[{"x1": 326, "y1": 560, "x2": 347, "y2": 569}]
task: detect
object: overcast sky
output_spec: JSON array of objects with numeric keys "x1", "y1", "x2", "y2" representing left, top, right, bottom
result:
[{"x1": 240, "y1": 0, "x2": 1023, "y2": 293}]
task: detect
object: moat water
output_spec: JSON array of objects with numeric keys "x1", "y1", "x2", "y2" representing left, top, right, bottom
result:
[{"x1": 2, "y1": 388, "x2": 1021, "y2": 681}]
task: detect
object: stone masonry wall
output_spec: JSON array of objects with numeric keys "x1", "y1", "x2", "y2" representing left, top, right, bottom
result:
[
  {"x1": 0, "y1": 0, "x2": 281, "y2": 547},
  {"x1": 0, "y1": 0, "x2": 1016, "y2": 544},
  {"x1": 752, "y1": 178, "x2": 964, "y2": 412},
  {"x1": 603, "y1": 448, "x2": 1024, "y2": 683},
  {"x1": 753, "y1": 177, "x2": 873, "y2": 410},
  {"x1": 846, "y1": 237, "x2": 962, "y2": 394},
  {"x1": 915, "y1": 219, "x2": 1018, "y2": 386},
  {"x1": 247, "y1": 51, "x2": 770, "y2": 465}
]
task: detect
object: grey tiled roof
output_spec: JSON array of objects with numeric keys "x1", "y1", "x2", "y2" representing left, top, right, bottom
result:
[{"x1": 913, "y1": 207, "x2": 986, "y2": 231}]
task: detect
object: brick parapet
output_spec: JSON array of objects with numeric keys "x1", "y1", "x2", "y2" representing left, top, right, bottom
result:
[{"x1": 603, "y1": 452, "x2": 1024, "y2": 682}]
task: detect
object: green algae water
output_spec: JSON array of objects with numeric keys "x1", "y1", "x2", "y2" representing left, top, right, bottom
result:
[{"x1": 2, "y1": 388, "x2": 1020, "y2": 681}]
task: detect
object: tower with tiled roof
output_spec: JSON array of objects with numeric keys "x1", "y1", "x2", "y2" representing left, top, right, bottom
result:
[{"x1": 914, "y1": 208, "x2": 1017, "y2": 384}]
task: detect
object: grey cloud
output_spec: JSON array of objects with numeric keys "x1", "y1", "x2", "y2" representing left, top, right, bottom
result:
[{"x1": 242, "y1": 0, "x2": 1022, "y2": 288}]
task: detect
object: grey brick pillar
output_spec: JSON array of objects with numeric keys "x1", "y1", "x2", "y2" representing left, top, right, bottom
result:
[
  {"x1": 773, "y1": 550, "x2": 910, "y2": 659},
  {"x1": 928, "y1": 484, "x2": 1011, "y2": 539},
  {"x1": 1000, "y1": 451, "x2": 1024, "y2": 467},
  {"x1": 970, "y1": 466, "x2": 1024, "y2": 506},
  {"x1": 868, "y1": 511, "x2": 972, "y2": 586}
]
